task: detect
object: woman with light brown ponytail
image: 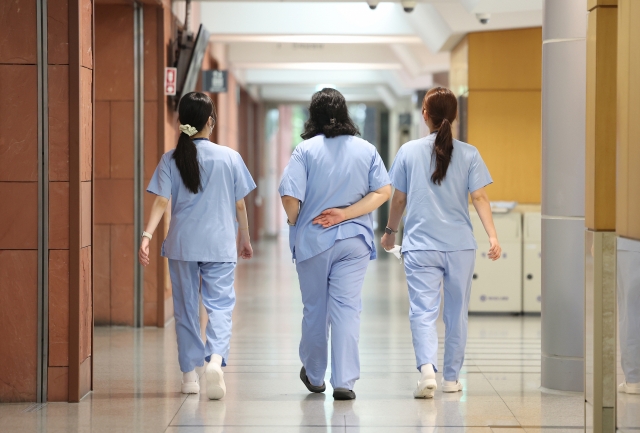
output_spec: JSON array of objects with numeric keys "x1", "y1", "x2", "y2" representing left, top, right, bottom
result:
[{"x1": 381, "y1": 87, "x2": 501, "y2": 399}]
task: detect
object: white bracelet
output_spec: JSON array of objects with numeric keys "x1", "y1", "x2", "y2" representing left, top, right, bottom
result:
[{"x1": 142, "y1": 231, "x2": 153, "y2": 240}]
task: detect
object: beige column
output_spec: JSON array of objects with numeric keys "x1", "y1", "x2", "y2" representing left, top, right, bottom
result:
[{"x1": 585, "y1": 1, "x2": 617, "y2": 432}]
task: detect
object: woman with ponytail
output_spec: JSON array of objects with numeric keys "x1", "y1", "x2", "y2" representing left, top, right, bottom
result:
[
  {"x1": 279, "y1": 88, "x2": 391, "y2": 400},
  {"x1": 139, "y1": 92, "x2": 256, "y2": 400},
  {"x1": 381, "y1": 87, "x2": 501, "y2": 398}
]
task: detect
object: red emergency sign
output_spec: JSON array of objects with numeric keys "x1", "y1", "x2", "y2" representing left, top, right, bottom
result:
[{"x1": 164, "y1": 67, "x2": 177, "y2": 96}]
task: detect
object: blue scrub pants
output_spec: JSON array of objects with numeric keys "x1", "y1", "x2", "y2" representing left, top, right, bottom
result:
[
  {"x1": 168, "y1": 260, "x2": 236, "y2": 373},
  {"x1": 403, "y1": 250, "x2": 475, "y2": 381},
  {"x1": 618, "y1": 249, "x2": 640, "y2": 383},
  {"x1": 295, "y1": 237, "x2": 371, "y2": 390}
]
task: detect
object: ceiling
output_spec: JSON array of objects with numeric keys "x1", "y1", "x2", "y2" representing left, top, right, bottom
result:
[{"x1": 192, "y1": 0, "x2": 543, "y2": 106}]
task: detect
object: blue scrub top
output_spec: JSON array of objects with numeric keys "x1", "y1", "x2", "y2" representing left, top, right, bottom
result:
[
  {"x1": 147, "y1": 139, "x2": 256, "y2": 262},
  {"x1": 279, "y1": 134, "x2": 391, "y2": 263},
  {"x1": 389, "y1": 133, "x2": 493, "y2": 252}
]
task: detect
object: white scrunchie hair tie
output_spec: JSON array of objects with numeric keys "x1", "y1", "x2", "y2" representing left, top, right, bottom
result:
[{"x1": 179, "y1": 124, "x2": 198, "y2": 137}]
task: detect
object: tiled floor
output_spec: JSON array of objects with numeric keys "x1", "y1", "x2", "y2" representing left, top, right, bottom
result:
[{"x1": 0, "y1": 238, "x2": 600, "y2": 432}]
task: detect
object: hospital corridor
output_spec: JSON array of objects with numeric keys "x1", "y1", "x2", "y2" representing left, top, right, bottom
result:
[
  {"x1": 1, "y1": 0, "x2": 640, "y2": 432},
  {"x1": 4, "y1": 239, "x2": 567, "y2": 431}
]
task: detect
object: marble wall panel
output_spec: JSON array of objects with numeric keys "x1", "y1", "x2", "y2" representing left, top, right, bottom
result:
[
  {"x1": 47, "y1": 367, "x2": 68, "y2": 402},
  {"x1": 94, "y1": 178, "x2": 134, "y2": 225},
  {"x1": 49, "y1": 65, "x2": 70, "y2": 181},
  {"x1": 49, "y1": 182, "x2": 70, "y2": 249},
  {"x1": 49, "y1": 250, "x2": 69, "y2": 367},
  {"x1": 0, "y1": 65, "x2": 38, "y2": 182},
  {"x1": 110, "y1": 101, "x2": 134, "y2": 179},
  {"x1": 0, "y1": 182, "x2": 38, "y2": 249},
  {"x1": 48, "y1": 0, "x2": 69, "y2": 65},
  {"x1": 0, "y1": 250, "x2": 38, "y2": 401},
  {"x1": 94, "y1": 224, "x2": 111, "y2": 324},
  {"x1": 95, "y1": 101, "x2": 110, "y2": 179},
  {"x1": 110, "y1": 224, "x2": 134, "y2": 325},
  {"x1": 0, "y1": 0, "x2": 37, "y2": 64}
]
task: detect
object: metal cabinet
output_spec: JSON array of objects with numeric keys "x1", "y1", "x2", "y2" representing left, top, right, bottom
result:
[
  {"x1": 522, "y1": 212, "x2": 541, "y2": 313},
  {"x1": 469, "y1": 211, "x2": 523, "y2": 313}
]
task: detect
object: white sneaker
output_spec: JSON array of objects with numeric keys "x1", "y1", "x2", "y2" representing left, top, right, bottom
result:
[
  {"x1": 206, "y1": 361, "x2": 226, "y2": 400},
  {"x1": 619, "y1": 382, "x2": 640, "y2": 394},
  {"x1": 414, "y1": 364, "x2": 437, "y2": 399},
  {"x1": 442, "y1": 379, "x2": 463, "y2": 393},
  {"x1": 181, "y1": 374, "x2": 200, "y2": 394}
]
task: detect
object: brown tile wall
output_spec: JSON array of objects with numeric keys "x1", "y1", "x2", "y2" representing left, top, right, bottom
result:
[
  {"x1": 0, "y1": 4, "x2": 40, "y2": 400},
  {"x1": 0, "y1": 0, "x2": 94, "y2": 403},
  {"x1": 0, "y1": 251, "x2": 38, "y2": 401},
  {"x1": 94, "y1": 4, "x2": 135, "y2": 326},
  {"x1": 93, "y1": 3, "x2": 176, "y2": 326}
]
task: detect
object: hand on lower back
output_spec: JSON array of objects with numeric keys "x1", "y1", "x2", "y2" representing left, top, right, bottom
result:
[{"x1": 312, "y1": 208, "x2": 347, "y2": 228}]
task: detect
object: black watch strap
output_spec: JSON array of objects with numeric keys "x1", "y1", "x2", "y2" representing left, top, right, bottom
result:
[{"x1": 385, "y1": 226, "x2": 397, "y2": 235}]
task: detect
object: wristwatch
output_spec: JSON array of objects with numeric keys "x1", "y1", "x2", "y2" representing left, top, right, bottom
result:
[
  {"x1": 384, "y1": 226, "x2": 398, "y2": 235},
  {"x1": 287, "y1": 219, "x2": 296, "y2": 227},
  {"x1": 141, "y1": 231, "x2": 153, "y2": 240}
]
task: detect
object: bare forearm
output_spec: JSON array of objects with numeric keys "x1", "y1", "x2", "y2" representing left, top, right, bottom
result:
[
  {"x1": 344, "y1": 185, "x2": 392, "y2": 220},
  {"x1": 236, "y1": 199, "x2": 249, "y2": 231},
  {"x1": 471, "y1": 192, "x2": 497, "y2": 239},
  {"x1": 281, "y1": 196, "x2": 300, "y2": 224},
  {"x1": 144, "y1": 196, "x2": 169, "y2": 235},
  {"x1": 386, "y1": 190, "x2": 407, "y2": 231}
]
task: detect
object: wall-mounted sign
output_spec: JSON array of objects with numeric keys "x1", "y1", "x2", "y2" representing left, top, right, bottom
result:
[
  {"x1": 202, "y1": 70, "x2": 228, "y2": 93},
  {"x1": 164, "y1": 67, "x2": 177, "y2": 96}
]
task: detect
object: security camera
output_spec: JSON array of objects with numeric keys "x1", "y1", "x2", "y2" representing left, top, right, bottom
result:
[
  {"x1": 401, "y1": 1, "x2": 417, "y2": 13},
  {"x1": 366, "y1": 0, "x2": 380, "y2": 9},
  {"x1": 476, "y1": 13, "x2": 491, "y2": 24}
]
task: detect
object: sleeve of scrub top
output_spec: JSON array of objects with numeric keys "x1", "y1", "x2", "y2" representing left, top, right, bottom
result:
[
  {"x1": 233, "y1": 153, "x2": 257, "y2": 201},
  {"x1": 468, "y1": 150, "x2": 493, "y2": 193},
  {"x1": 147, "y1": 154, "x2": 172, "y2": 199},
  {"x1": 388, "y1": 148, "x2": 408, "y2": 193},
  {"x1": 278, "y1": 145, "x2": 307, "y2": 201},
  {"x1": 368, "y1": 150, "x2": 391, "y2": 192}
]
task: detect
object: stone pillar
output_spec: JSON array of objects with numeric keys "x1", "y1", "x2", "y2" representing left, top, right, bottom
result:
[
  {"x1": 541, "y1": 0, "x2": 587, "y2": 392},
  {"x1": 0, "y1": 0, "x2": 94, "y2": 403},
  {"x1": 585, "y1": 1, "x2": 618, "y2": 432}
]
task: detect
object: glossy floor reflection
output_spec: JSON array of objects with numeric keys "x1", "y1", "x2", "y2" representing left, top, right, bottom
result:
[{"x1": 1, "y1": 238, "x2": 594, "y2": 432}]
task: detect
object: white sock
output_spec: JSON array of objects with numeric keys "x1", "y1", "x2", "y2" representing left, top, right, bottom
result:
[
  {"x1": 183, "y1": 370, "x2": 198, "y2": 383},
  {"x1": 420, "y1": 363, "x2": 435, "y2": 379},
  {"x1": 210, "y1": 354, "x2": 223, "y2": 367}
]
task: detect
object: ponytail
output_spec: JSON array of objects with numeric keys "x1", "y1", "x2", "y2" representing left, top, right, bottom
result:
[
  {"x1": 174, "y1": 132, "x2": 202, "y2": 194},
  {"x1": 431, "y1": 118, "x2": 454, "y2": 185},
  {"x1": 173, "y1": 92, "x2": 216, "y2": 194},
  {"x1": 422, "y1": 87, "x2": 457, "y2": 185}
]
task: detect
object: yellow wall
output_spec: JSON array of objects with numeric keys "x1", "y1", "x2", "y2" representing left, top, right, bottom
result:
[
  {"x1": 586, "y1": 5, "x2": 617, "y2": 231},
  {"x1": 453, "y1": 28, "x2": 542, "y2": 203}
]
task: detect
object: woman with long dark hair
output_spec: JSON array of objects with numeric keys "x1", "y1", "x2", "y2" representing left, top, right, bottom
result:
[
  {"x1": 139, "y1": 92, "x2": 256, "y2": 400},
  {"x1": 279, "y1": 88, "x2": 391, "y2": 400},
  {"x1": 381, "y1": 87, "x2": 501, "y2": 398}
]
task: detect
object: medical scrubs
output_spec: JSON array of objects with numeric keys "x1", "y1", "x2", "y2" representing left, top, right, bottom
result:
[
  {"x1": 279, "y1": 134, "x2": 390, "y2": 390},
  {"x1": 147, "y1": 138, "x2": 256, "y2": 373},
  {"x1": 389, "y1": 132, "x2": 492, "y2": 381}
]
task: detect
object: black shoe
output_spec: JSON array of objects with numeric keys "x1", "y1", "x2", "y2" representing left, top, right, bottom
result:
[
  {"x1": 333, "y1": 387, "x2": 356, "y2": 400},
  {"x1": 300, "y1": 366, "x2": 326, "y2": 393}
]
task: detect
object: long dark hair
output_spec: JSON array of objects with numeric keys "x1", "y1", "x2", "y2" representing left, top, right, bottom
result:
[
  {"x1": 174, "y1": 92, "x2": 216, "y2": 194},
  {"x1": 300, "y1": 88, "x2": 360, "y2": 140},
  {"x1": 423, "y1": 87, "x2": 457, "y2": 185}
]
